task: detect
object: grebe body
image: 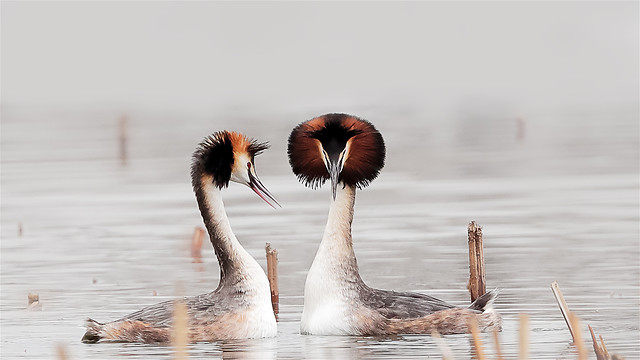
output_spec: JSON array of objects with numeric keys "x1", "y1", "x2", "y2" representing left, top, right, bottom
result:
[
  {"x1": 289, "y1": 114, "x2": 502, "y2": 336},
  {"x1": 82, "y1": 131, "x2": 279, "y2": 343}
]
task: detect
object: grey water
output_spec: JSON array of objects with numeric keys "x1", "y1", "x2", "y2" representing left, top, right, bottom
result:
[{"x1": 1, "y1": 106, "x2": 638, "y2": 359}]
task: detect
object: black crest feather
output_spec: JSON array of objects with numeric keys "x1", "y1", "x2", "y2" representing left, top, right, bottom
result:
[
  {"x1": 247, "y1": 141, "x2": 269, "y2": 158},
  {"x1": 191, "y1": 131, "x2": 235, "y2": 189},
  {"x1": 191, "y1": 131, "x2": 270, "y2": 190}
]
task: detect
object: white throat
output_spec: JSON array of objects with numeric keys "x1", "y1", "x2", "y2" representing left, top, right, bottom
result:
[
  {"x1": 301, "y1": 184, "x2": 363, "y2": 335},
  {"x1": 201, "y1": 182, "x2": 268, "y2": 291}
]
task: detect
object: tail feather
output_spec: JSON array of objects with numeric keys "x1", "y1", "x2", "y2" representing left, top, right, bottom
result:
[
  {"x1": 81, "y1": 318, "x2": 104, "y2": 343},
  {"x1": 468, "y1": 289, "x2": 499, "y2": 312}
]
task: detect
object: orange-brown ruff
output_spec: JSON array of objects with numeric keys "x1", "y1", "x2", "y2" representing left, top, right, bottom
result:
[
  {"x1": 289, "y1": 114, "x2": 502, "y2": 336},
  {"x1": 82, "y1": 131, "x2": 278, "y2": 343},
  {"x1": 288, "y1": 114, "x2": 385, "y2": 189}
]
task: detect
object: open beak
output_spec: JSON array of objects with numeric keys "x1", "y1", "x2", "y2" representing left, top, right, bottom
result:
[{"x1": 248, "y1": 169, "x2": 281, "y2": 208}]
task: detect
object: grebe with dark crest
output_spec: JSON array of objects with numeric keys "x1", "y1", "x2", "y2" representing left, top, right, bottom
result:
[
  {"x1": 288, "y1": 113, "x2": 502, "y2": 335},
  {"x1": 82, "y1": 131, "x2": 279, "y2": 343}
]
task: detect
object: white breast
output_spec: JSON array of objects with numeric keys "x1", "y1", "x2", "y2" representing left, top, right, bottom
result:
[
  {"x1": 300, "y1": 257, "x2": 355, "y2": 335},
  {"x1": 235, "y1": 259, "x2": 278, "y2": 338}
]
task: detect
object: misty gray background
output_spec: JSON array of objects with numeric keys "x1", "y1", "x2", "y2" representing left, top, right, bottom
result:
[{"x1": 2, "y1": 2, "x2": 638, "y2": 115}]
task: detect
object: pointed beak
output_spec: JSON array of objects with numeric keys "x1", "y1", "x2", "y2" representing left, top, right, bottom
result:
[
  {"x1": 325, "y1": 149, "x2": 348, "y2": 201},
  {"x1": 248, "y1": 169, "x2": 281, "y2": 208},
  {"x1": 328, "y1": 159, "x2": 341, "y2": 200}
]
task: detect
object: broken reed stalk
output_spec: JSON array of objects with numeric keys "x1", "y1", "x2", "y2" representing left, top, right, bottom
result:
[
  {"x1": 119, "y1": 115, "x2": 128, "y2": 166},
  {"x1": 492, "y1": 328, "x2": 504, "y2": 360},
  {"x1": 468, "y1": 221, "x2": 486, "y2": 302},
  {"x1": 172, "y1": 300, "x2": 189, "y2": 360},
  {"x1": 28, "y1": 293, "x2": 39, "y2": 305},
  {"x1": 519, "y1": 313, "x2": 529, "y2": 360},
  {"x1": 190, "y1": 226, "x2": 205, "y2": 263},
  {"x1": 569, "y1": 312, "x2": 587, "y2": 360},
  {"x1": 468, "y1": 316, "x2": 487, "y2": 360},
  {"x1": 589, "y1": 325, "x2": 610, "y2": 360},
  {"x1": 265, "y1": 242, "x2": 279, "y2": 320},
  {"x1": 431, "y1": 330, "x2": 455, "y2": 360},
  {"x1": 551, "y1": 281, "x2": 577, "y2": 342},
  {"x1": 28, "y1": 293, "x2": 41, "y2": 311}
]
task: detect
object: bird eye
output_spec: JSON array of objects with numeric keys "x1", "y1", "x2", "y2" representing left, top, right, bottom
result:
[{"x1": 247, "y1": 162, "x2": 251, "y2": 169}]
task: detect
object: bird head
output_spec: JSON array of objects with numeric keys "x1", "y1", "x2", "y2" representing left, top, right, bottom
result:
[
  {"x1": 288, "y1": 113, "x2": 386, "y2": 199},
  {"x1": 192, "y1": 131, "x2": 280, "y2": 207}
]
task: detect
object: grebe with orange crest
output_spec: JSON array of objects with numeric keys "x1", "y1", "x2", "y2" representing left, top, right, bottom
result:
[
  {"x1": 288, "y1": 113, "x2": 502, "y2": 335},
  {"x1": 82, "y1": 131, "x2": 279, "y2": 343}
]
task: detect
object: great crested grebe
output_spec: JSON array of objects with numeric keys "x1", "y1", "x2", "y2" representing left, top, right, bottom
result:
[
  {"x1": 288, "y1": 113, "x2": 502, "y2": 336},
  {"x1": 82, "y1": 131, "x2": 279, "y2": 343}
]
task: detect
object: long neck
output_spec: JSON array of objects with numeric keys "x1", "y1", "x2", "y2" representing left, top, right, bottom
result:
[
  {"x1": 314, "y1": 184, "x2": 363, "y2": 284},
  {"x1": 193, "y1": 176, "x2": 258, "y2": 287}
]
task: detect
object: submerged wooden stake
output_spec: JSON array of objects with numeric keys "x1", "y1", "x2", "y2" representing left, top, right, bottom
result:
[
  {"x1": 119, "y1": 115, "x2": 128, "y2": 166},
  {"x1": 467, "y1": 221, "x2": 486, "y2": 302},
  {"x1": 265, "y1": 243, "x2": 279, "y2": 320},
  {"x1": 190, "y1": 226, "x2": 205, "y2": 263},
  {"x1": 551, "y1": 281, "x2": 577, "y2": 342}
]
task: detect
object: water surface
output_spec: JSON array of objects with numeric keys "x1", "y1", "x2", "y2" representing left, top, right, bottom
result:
[{"x1": 1, "y1": 107, "x2": 638, "y2": 359}]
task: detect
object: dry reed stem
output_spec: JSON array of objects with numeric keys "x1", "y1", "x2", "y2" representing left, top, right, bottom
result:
[
  {"x1": 569, "y1": 312, "x2": 587, "y2": 360},
  {"x1": 56, "y1": 344, "x2": 68, "y2": 360},
  {"x1": 467, "y1": 221, "x2": 486, "y2": 302},
  {"x1": 468, "y1": 316, "x2": 486, "y2": 360},
  {"x1": 589, "y1": 325, "x2": 610, "y2": 360},
  {"x1": 431, "y1": 330, "x2": 455, "y2": 360},
  {"x1": 599, "y1": 335, "x2": 610, "y2": 359},
  {"x1": 190, "y1": 226, "x2": 205, "y2": 263},
  {"x1": 551, "y1": 281, "x2": 577, "y2": 342},
  {"x1": 519, "y1": 313, "x2": 529, "y2": 360},
  {"x1": 492, "y1": 328, "x2": 504, "y2": 360},
  {"x1": 172, "y1": 300, "x2": 189, "y2": 359},
  {"x1": 265, "y1": 242, "x2": 279, "y2": 320}
]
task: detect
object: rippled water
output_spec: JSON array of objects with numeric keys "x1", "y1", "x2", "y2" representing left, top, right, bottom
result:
[{"x1": 1, "y1": 107, "x2": 638, "y2": 359}]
